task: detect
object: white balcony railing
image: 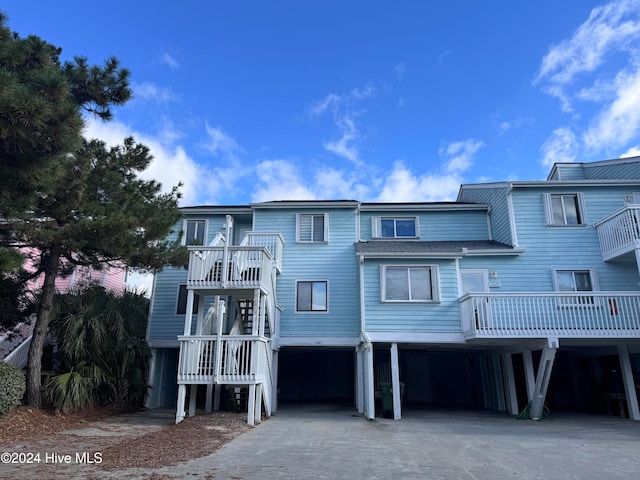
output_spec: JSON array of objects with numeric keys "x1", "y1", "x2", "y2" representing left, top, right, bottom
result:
[
  {"x1": 246, "y1": 232, "x2": 285, "y2": 273},
  {"x1": 177, "y1": 335, "x2": 271, "y2": 384},
  {"x1": 460, "y1": 292, "x2": 640, "y2": 339},
  {"x1": 187, "y1": 233, "x2": 284, "y2": 290},
  {"x1": 595, "y1": 205, "x2": 640, "y2": 261},
  {"x1": 187, "y1": 246, "x2": 272, "y2": 290}
]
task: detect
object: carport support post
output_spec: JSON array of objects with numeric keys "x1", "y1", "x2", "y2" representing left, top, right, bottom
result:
[
  {"x1": 176, "y1": 384, "x2": 186, "y2": 423},
  {"x1": 522, "y1": 351, "x2": 536, "y2": 402},
  {"x1": 390, "y1": 343, "x2": 402, "y2": 420},
  {"x1": 502, "y1": 353, "x2": 519, "y2": 416},
  {"x1": 356, "y1": 346, "x2": 364, "y2": 414},
  {"x1": 205, "y1": 384, "x2": 213, "y2": 413},
  {"x1": 365, "y1": 345, "x2": 375, "y2": 419},
  {"x1": 214, "y1": 384, "x2": 222, "y2": 411},
  {"x1": 618, "y1": 345, "x2": 640, "y2": 420},
  {"x1": 491, "y1": 355, "x2": 506, "y2": 412},
  {"x1": 479, "y1": 357, "x2": 492, "y2": 408},
  {"x1": 188, "y1": 384, "x2": 197, "y2": 417},
  {"x1": 530, "y1": 339, "x2": 557, "y2": 420}
]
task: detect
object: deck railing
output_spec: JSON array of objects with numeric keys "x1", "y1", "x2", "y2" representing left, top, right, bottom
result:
[
  {"x1": 595, "y1": 205, "x2": 640, "y2": 260},
  {"x1": 460, "y1": 292, "x2": 640, "y2": 338},
  {"x1": 177, "y1": 335, "x2": 271, "y2": 384},
  {"x1": 246, "y1": 232, "x2": 285, "y2": 273},
  {"x1": 187, "y1": 246, "x2": 272, "y2": 290}
]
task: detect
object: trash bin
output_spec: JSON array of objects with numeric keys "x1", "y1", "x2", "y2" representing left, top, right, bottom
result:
[{"x1": 380, "y1": 382, "x2": 405, "y2": 418}]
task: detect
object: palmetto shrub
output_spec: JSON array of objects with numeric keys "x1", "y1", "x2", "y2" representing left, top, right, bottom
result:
[{"x1": 45, "y1": 286, "x2": 151, "y2": 413}]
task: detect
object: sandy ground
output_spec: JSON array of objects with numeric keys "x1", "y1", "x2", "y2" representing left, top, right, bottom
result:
[{"x1": 0, "y1": 407, "x2": 251, "y2": 479}]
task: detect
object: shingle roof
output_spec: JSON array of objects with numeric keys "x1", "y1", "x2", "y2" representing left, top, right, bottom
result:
[{"x1": 354, "y1": 240, "x2": 514, "y2": 254}]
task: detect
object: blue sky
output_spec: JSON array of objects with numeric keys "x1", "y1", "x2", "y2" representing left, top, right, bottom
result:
[{"x1": 6, "y1": 1, "x2": 640, "y2": 206}]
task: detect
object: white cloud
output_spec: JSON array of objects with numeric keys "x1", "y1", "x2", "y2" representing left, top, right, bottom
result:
[
  {"x1": 134, "y1": 82, "x2": 177, "y2": 104},
  {"x1": 252, "y1": 160, "x2": 316, "y2": 202},
  {"x1": 496, "y1": 116, "x2": 534, "y2": 136},
  {"x1": 583, "y1": 63, "x2": 640, "y2": 151},
  {"x1": 160, "y1": 52, "x2": 180, "y2": 69},
  {"x1": 439, "y1": 139, "x2": 484, "y2": 174},
  {"x1": 375, "y1": 161, "x2": 461, "y2": 202},
  {"x1": 535, "y1": 0, "x2": 640, "y2": 111},
  {"x1": 83, "y1": 118, "x2": 205, "y2": 205},
  {"x1": 540, "y1": 127, "x2": 578, "y2": 167},
  {"x1": 315, "y1": 168, "x2": 370, "y2": 200},
  {"x1": 324, "y1": 115, "x2": 360, "y2": 164},
  {"x1": 307, "y1": 85, "x2": 375, "y2": 165},
  {"x1": 621, "y1": 145, "x2": 640, "y2": 157},
  {"x1": 205, "y1": 125, "x2": 243, "y2": 158}
]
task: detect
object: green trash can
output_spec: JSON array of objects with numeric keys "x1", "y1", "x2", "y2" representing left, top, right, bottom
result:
[{"x1": 380, "y1": 382, "x2": 405, "y2": 418}]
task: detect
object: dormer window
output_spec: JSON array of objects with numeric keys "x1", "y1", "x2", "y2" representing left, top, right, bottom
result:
[{"x1": 373, "y1": 217, "x2": 418, "y2": 239}]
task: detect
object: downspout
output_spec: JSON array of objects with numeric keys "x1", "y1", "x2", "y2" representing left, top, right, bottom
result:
[{"x1": 358, "y1": 254, "x2": 375, "y2": 419}]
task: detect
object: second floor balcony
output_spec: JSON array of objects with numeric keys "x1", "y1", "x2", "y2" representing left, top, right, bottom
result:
[
  {"x1": 186, "y1": 232, "x2": 284, "y2": 291},
  {"x1": 460, "y1": 292, "x2": 640, "y2": 340},
  {"x1": 596, "y1": 205, "x2": 640, "y2": 261}
]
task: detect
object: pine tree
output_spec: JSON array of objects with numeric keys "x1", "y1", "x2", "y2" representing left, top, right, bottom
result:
[{"x1": 0, "y1": 14, "x2": 186, "y2": 407}]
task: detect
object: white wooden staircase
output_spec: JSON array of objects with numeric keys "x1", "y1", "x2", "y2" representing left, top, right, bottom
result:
[{"x1": 175, "y1": 220, "x2": 283, "y2": 426}]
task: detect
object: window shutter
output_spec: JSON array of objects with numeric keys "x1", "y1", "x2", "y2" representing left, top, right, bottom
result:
[
  {"x1": 409, "y1": 268, "x2": 431, "y2": 300},
  {"x1": 385, "y1": 267, "x2": 409, "y2": 300},
  {"x1": 298, "y1": 214, "x2": 312, "y2": 242},
  {"x1": 313, "y1": 215, "x2": 325, "y2": 242}
]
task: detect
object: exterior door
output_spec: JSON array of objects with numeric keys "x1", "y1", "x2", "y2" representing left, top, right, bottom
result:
[{"x1": 461, "y1": 269, "x2": 491, "y2": 329}]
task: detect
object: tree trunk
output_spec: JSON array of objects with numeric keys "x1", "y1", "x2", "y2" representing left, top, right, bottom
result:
[{"x1": 25, "y1": 249, "x2": 61, "y2": 408}]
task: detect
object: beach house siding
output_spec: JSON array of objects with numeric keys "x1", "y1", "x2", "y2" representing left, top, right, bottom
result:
[
  {"x1": 502, "y1": 184, "x2": 640, "y2": 293},
  {"x1": 252, "y1": 204, "x2": 360, "y2": 339},
  {"x1": 362, "y1": 257, "x2": 462, "y2": 333},
  {"x1": 359, "y1": 206, "x2": 490, "y2": 242},
  {"x1": 456, "y1": 185, "x2": 514, "y2": 246},
  {"x1": 358, "y1": 206, "x2": 494, "y2": 335}
]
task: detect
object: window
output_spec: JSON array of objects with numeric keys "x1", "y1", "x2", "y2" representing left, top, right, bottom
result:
[
  {"x1": 381, "y1": 266, "x2": 437, "y2": 302},
  {"x1": 176, "y1": 285, "x2": 199, "y2": 315},
  {"x1": 373, "y1": 217, "x2": 418, "y2": 238},
  {"x1": 544, "y1": 193, "x2": 585, "y2": 226},
  {"x1": 184, "y1": 220, "x2": 206, "y2": 245},
  {"x1": 296, "y1": 281, "x2": 328, "y2": 312},
  {"x1": 297, "y1": 214, "x2": 327, "y2": 243},
  {"x1": 553, "y1": 270, "x2": 597, "y2": 305}
]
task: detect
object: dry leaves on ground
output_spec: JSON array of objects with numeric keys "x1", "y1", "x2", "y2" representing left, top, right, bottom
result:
[{"x1": 0, "y1": 406, "x2": 253, "y2": 471}]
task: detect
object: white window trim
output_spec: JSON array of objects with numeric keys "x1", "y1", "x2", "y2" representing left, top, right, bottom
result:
[
  {"x1": 295, "y1": 279, "x2": 329, "y2": 313},
  {"x1": 552, "y1": 269, "x2": 599, "y2": 307},
  {"x1": 543, "y1": 193, "x2": 587, "y2": 227},
  {"x1": 296, "y1": 213, "x2": 329, "y2": 243},
  {"x1": 181, "y1": 219, "x2": 208, "y2": 246},
  {"x1": 380, "y1": 264, "x2": 440, "y2": 303},
  {"x1": 372, "y1": 216, "x2": 419, "y2": 239}
]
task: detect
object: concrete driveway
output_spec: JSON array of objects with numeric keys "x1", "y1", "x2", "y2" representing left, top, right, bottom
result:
[{"x1": 151, "y1": 404, "x2": 640, "y2": 479}]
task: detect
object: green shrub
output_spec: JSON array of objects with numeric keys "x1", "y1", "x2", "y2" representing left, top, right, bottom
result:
[{"x1": 0, "y1": 362, "x2": 26, "y2": 415}]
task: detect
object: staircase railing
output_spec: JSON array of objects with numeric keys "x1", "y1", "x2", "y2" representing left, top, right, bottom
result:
[
  {"x1": 177, "y1": 335, "x2": 270, "y2": 384},
  {"x1": 0, "y1": 321, "x2": 33, "y2": 360},
  {"x1": 3, "y1": 335, "x2": 32, "y2": 368}
]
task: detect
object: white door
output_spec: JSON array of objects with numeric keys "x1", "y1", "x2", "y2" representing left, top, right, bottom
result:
[{"x1": 461, "y1": 270, "x2": 491, "y2": 329}]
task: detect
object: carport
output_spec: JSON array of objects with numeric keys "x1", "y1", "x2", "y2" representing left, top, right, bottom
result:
[{"x1": 277, "y1": 346, "x2": 356, "y2": 405}]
